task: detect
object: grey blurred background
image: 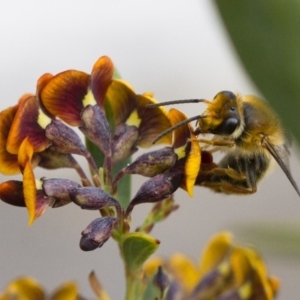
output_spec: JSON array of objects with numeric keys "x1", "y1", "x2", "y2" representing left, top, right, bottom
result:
[{"x1": 1, "y1": 1, "x2": 300, "y2": 299}]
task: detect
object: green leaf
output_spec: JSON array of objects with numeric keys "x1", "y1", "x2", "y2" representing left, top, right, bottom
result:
[
  {"x1": 85, "y1": 138, "x2": 105, "y2": 169},
  {"x1": 139, "y1": 197, "x2": 178, "y2": 233},
  {"x1": 122, "y1": 232, "x2": 160, "y2": 273},
  {"x1": 141, "y1": 276, "x2": 161, "y2": 300},
  {"x1": 104, "y1": 86, "x2": 131, "y2": 208},
  {"x1": 113, "y1": 157, "x2": 131, "y2": 209},
  {"x1": 214, "y1": 1, "x2": 300, "y2": 143}
]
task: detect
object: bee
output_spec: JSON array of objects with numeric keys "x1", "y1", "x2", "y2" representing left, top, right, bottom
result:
[{"x1": 147, "y1": 91, "x2": 300, "y2": 196}]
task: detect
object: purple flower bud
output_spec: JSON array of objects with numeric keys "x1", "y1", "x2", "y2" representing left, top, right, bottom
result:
[
  {"x1": 42, "y1": 178, "x2": 81, "y2": 207},
  {"x1": 215, "y1": 290, "x2": 240, "y2": 300},
  {"x1": 126, "y1": 172, "x2": 183, "y2": 216},
  {"x1": 80, "y1": 104, "x2": 111, "y2": 157},
  {"x1": 45, "y1": 119, "x2": 89, "y2": 156},
  {"x1": 133, "y1": 172, "x2": 182, "y2": 204},
  {"x1": 189, "y1": 268, "x2": 224, "y2": 300},
  {"x1": 111, "y1": 123, "x2": 139, "y2": 164},
  {"x1": 124, "y1": 147, "x2": 177, "y2": 177},
  {"x1": 166, "y1": 281, "x2": 182, "y2": 300},
  {"x1": 69, "y1": 187, "x2": 120, "y2": 210},
  {"x1": 38, "y1": 150, "x2": 78, "y2": 170},
  {"x1": 35, "y1": 189, "x2": 54, "y2": 217},
  {"x1": 80, "y1": 217, "x2": 117, "y2": 251},
  {"x1": 153, "y1": 266, "x2": 170, "y2": 297}
]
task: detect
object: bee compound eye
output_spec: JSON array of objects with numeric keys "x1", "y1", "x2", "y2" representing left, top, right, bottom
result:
[{"x1": 213, "y1": 117, "x2": 239, "y2": 135}]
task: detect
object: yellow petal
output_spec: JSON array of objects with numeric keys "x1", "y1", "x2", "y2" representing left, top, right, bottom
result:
[
  {"x1": 245, "y1": 249, "x2": 274, "y2": 300},
  {"x1": 143, "y1": 257, "x2": 165, "y2": 278},
  {"x1": 168, "y1": 108, "x2": 191, "y2": 149},
  {"x1": 105, "y1": 79, "x2": 137, "y2": 129},
  {"x1": 230, "y1": 247, "x2": 253, "y2": 285},
  {"x1": 0, "y1": 293, "x2": 9, "y2": 300},
  {"x1": 2, "y1": 277, "x2": 45, "y2": 300},
  {"x1": 182, "y1": 137, "x2": 201, "y2": 197},
  {"x1": 106, "y1": 80, "x2": 172, "y2": 146},
  {"x1": 18, "y1": 137, "x2": 34, "y2": 171},
  {"x1": 268, "y1": 276, "x2": 280, "y2": 298},
  {"x1": 89, "y1": 271, "x2": 111, "y2": 300},
  {"x1": 237, "y1": 281, "x2": 253, "y2": 300},
  {"x1": 231, "y1": 246, "x2": 277, "y2": 300},
  {"x1": 198, "y1": 231, "x2": 233, "y2": 277},
  {"x1": 136, "y1": 94, "x2": 172, "y2": 147},
  {"x1": 169, "y1": 253, "x2": 201, "y2": 293},
  {"x1": 18, "y1": 138, "x2": 37, "y2": 225},
  {"x1": 51, "y1": 281, "x2": 78, "y2": 300}
]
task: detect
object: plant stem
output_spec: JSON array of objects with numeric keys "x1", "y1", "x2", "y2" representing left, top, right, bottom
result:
[{"x1": 125, "y1": 271, "x2": 142, "y2": 300}]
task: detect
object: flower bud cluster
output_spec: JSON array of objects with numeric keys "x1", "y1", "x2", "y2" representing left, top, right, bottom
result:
[
  {"x1": 0, "y1": 56, "x2": 205, "y2": 250},
  {"x1": 144, "y1": 232, "x2": 280, "y2": 300}
]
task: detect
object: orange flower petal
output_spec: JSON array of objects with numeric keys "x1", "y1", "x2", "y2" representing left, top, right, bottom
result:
[
  {"x1": 91, "y1": 56, "x2": 114, "y2": 108},
  {"x1": 17, "y1": 93, "x2": 35, "y2": 105},
  {"x1": 136, "y1": 94, "x2": 172, "y2": 147},
  {"x1": 40, "y1": 70, "x2": 90, "y2": 126},
  {"x1": 23, "y1": 166, "x2": 37, "y2": 226},
  {"x1": 36, "y1": 73, "x2": 55, "y2": 117},
  {"x1": 0, "y1": 181, "x2": 26, "y2": 207},
  {"x1": 18, "y1": 138, "x2": 37, "y2": 225},
  {"x1": 168, "y1": 109, "x2": 201, "y2": 196},
  {"x1": 106, "y1": 80, "x2": 172, "y2": 147},
  {"x1": 0, "y1": 105, "x2": 20, "y2": 174},
  {"x1": 36, "y1": 73, "x2": 54, "y2": 96},
  {"x1": 7, "y1": 95, "x2": 49, "y2": 154},
  {"x1": 168, "y1": 108, "x2": 191, "y2": 149},
  {"x1": 105, "y1": 79, "x2": 137, "y2": 129}
]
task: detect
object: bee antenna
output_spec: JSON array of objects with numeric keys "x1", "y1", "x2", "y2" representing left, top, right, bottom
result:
[
  {"x1": 146, "y1": 99, "x2": 205, "y2": 108},
  {"x1": 152, "y1": 115, "x2": 202, "y2": 144}
]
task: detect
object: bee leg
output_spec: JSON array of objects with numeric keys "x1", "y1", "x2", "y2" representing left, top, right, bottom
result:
[
  {"x1": 220, "y1": 181, "x2": 257, "y2": 194},
  {"x1": 201, "y1": 180, "x2": 257, "y2": 194},
  {"x1": 201, "y1": 161, "x2": 258, "y2": 194},
  {"x1": 194, "y1": 138, "x2": 235, "y2": 147},
  {"x1": 207, "y1": 167, "x2": 247, "y2": 181}
]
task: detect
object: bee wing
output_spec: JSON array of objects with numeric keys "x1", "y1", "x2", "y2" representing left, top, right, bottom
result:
[
  {"x1": 263, "y1": 139, "x2": 300, "y2": 197},
  {"x1": 275, "y1": 143, "x2": 290, "y2": 171}
]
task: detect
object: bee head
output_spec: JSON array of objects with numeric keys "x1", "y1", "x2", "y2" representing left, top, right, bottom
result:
[
  {"x1": 196, "y1": 91, "x2": 241, "y2": 136},
  {"x1": 146, "y1": 91, "x2": 242, "y2": 143}
]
